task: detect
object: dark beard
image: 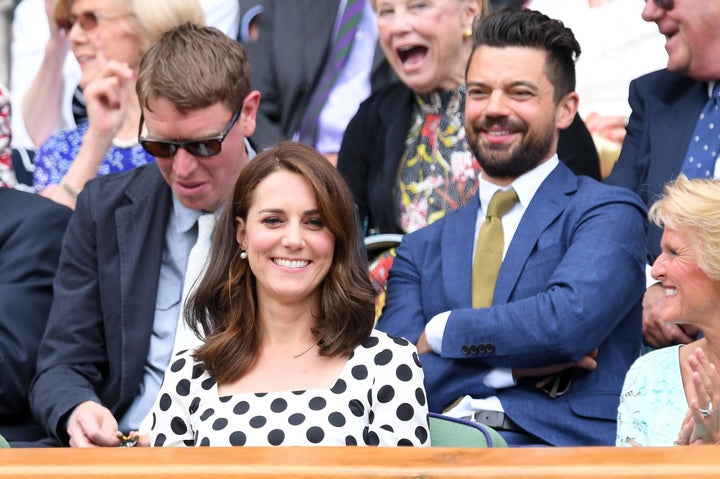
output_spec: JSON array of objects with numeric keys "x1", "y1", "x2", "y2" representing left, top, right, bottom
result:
[{"x1": 467, "y1": 118, "x2": 555, "y2": 180}]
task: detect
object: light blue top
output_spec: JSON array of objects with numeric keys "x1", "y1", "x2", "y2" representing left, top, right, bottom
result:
[{"x1": 616, "y1": 345, "x2": 686, "y2": 447}]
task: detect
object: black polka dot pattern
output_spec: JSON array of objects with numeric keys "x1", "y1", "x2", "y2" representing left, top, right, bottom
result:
[{"x1": 149, "y1": 330, "x2": 429, "y2": 447}]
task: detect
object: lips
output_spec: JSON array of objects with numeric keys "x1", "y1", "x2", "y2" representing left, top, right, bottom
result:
[
  {"x1": 396, "y1": 44, "x2": 427, "y2": 67},
  {"x1": 177, "y1": 180, "x2": 205, "y2": 190}
]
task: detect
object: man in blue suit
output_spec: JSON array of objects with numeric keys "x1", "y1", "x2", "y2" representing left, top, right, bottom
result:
[
  {"x1": 376, "y1": 8, "x2": 647, "y2": 446},
  {"x1": 605, "y1": 0, "x2": 718, "y2": 349}
]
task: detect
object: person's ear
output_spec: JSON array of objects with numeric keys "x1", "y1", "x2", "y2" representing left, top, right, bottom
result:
[
  {"x1": 464, "y1": 0, "x2": 482, "y2": 32},
  {"x1": 555, "y1": 91, "x2": 579, "y2": 130},
  {"x1": 235, "y1": 216, "x2": 247, "y2": 249},
  {"x1": 239, "y1": 90, "x2": 261, "y2": 137}
]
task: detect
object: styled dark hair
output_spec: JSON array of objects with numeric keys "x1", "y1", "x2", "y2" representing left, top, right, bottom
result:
[
  {"x1": 188, "y1": 142, "x2": 375, "y2": 384},
  {"x1": 136, "y1": 22, "x2": 252, "y2": 114},
  {"x1": 468, "y1": 7, "x2": 580, "y2": 101}
]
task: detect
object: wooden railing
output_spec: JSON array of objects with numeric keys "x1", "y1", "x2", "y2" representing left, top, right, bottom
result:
[{"x1": 2, "y1": 445, "x2": 720, "y2": 478}]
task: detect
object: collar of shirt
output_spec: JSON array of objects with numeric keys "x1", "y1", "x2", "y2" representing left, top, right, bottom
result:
[
  {"x1": 474, "y1": 153, "x2": 560, "y2": 257},
  {"x1": 477, "y1": 153, "x2": 560, "y2": 215},
  {"x1": 173, "y1": 195, "x2": 204, "y2": 236},
  {"x1": 171, "y1": 137, "x2": 254, "y2": 234}
]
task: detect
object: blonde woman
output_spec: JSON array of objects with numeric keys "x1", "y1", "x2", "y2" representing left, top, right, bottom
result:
[
  {"x1": 33, "y1": 0, "x2": 205, "y2": 208},
  {"x1": 617, "y1": 176, "x2": 720, "y2": 446}
]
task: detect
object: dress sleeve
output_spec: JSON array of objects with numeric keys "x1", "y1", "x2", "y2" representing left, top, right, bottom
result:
[
  {"x1": 150, "y1": 351, "x2": 197, "y2": 447},
  {"x1": 369, "y1": 335, "x2": 430, "y2": 446},
  {"x1": 616, "y1": 357, "x2": 649, "y2": 447}
]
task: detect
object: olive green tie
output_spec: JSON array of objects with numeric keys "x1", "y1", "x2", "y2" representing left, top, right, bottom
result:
[{"x1": 472, "y1": 189, "x2": 519, "y2": 308}]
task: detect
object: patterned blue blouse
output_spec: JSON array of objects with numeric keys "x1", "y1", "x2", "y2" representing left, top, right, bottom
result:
[
  {"x1": 33, "y1": 121, "x2": 154, "y2": 192},
  {"x1": 616, "y1": 345, "x2": 685, "y2": 447}
]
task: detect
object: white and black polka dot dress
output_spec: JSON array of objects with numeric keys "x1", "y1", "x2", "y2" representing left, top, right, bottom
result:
[{"x1": 150, "y1": 330, "x2": 430, "y2": 447}]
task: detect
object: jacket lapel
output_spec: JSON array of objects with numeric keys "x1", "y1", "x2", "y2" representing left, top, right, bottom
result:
[
  {"x1": 115, "y1": 166, "x2": 173, "y2": 401},
  {"x1": 441, "y1": 200, "x2": 479, "y2": 308},
  {"x1": 648, "y1": 82, "x2": 707, "y2": 187},
  {"x1": 493, "y1": 164, "x2": 576, "y2": 305}
]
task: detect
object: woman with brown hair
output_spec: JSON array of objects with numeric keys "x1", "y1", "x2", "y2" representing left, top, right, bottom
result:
[{"x1": 149, "y1": 142, "x2": 429, "y2": 447}]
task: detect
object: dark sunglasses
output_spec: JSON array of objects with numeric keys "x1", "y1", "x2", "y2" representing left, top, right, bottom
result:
[
  {"x1": 645, "y1": 0, "x2": 674, "y2": 11},
  {"x1": 138, "y1": 109, "x2": 241, "y2": 158},
  {"x1": 57, "y1": 11, "x2": 127, "y2": 32}
]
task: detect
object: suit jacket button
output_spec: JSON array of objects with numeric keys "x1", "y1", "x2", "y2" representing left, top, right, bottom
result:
[
  {"x1": 461, "y1": 345, "x2": 470, "y2": 355},
  {"x1": 487, "y1": 343, "x2": 495, "y2": 353},
  {"x1": 478, "y1": 344, "x2": 487, "y2": 354},
  {"x1": 469, "y1": 345, "x2": 479, "y2": 355}
]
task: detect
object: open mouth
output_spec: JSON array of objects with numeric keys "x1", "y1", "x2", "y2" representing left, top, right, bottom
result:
[{"x1": 397, "y1": 45, "x2": 428, "y2": 67}]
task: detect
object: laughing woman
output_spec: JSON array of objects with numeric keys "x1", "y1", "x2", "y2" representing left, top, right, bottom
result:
[
  {"x1": 617, "y1": 176, "x2": 720, "y2": 446},
  {"x1": 149, "y1": 142, "x2": 429, "y2": 447}
]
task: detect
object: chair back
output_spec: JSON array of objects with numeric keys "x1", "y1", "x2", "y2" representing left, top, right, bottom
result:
[
  {"x1": 428, "y1": 412, "x2": 507, "y2": 447},
  {"x1": 0, "y1": 433, "x2": 10, "y2": 448}
]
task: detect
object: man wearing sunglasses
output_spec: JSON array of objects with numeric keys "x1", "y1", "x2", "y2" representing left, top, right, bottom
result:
[
  {"x1": 29, "y1": 24, "x2": 260, "y2": 447},
  {"x1": 605, "y1": 0, "x2": 720, "y2": 350}
]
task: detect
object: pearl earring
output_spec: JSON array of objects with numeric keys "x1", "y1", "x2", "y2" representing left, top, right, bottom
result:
[{"x1": 240, "y1": 250, "x2": 248, "y2": 260}]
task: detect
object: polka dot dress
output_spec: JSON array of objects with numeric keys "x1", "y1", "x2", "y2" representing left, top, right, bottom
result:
[{"x1": 150, "y1": 330, "x2": 429, "y2": 447}]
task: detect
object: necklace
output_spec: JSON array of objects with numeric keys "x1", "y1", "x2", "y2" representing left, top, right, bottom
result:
[
  {"x1": 112, "y1": 137, "x2": 139, "y2": 149},
  {"x1": 293, "y1": 343, "x2": 317, "y2": 359}
]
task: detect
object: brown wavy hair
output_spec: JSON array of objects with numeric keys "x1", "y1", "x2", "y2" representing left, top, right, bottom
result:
[{"x1": 188, "y1": 142, "x2": 375, "y2": 384}]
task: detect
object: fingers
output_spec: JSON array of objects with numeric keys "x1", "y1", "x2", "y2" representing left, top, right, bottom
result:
[
  {"x1": 67, "y1": 401, "x2": 122, "y2": 448},
  {"x1": 415, "y1": 331, "x2": 431, "y2": 354},
  {"x1": 575, "y1": 353, "x2": 597, "y2": 371},
  {"x1": 675, "y1": 410, "x2": 694, "y2": 445},
  {"x1": 137, "y1": 433, "x2": 151, "y2": 447},
  {"x1": 641, "y1": 284, "x2": 697, "y2": 346},
  {"x1": 84, "y1": 35, "x2": 136, "y2": 111},
  {"x1": 643, "y1": 317, "x2": 694, "y2": 348},
  {"x1": 85, "y1": 62, "x2": 136, "y2": 110},
  {"x1": 684, "y1": 349, "x2": 720, "y2": 445}
]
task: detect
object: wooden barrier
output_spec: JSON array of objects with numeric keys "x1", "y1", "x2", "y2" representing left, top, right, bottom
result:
[{"x1": 2, "y1": 445, "x2": 720, "y2": 478}]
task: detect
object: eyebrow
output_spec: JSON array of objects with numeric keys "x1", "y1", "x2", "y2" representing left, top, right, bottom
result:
[
  {"x1": 257, "y1": 208, "x2": 320, "y2": 215},
  {"x1": 466, "y1": 80, "x2": 539, "y2": 91}
]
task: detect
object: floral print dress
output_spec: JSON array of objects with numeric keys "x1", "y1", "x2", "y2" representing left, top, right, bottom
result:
[{"x1": 370, "y1": 86, "x2": 480, "y2": 318}]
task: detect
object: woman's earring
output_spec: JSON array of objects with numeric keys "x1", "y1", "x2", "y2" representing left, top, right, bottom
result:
[
  {"x1": 240, "y1": 250, "x2": 248, "y2": 260},
  {"x1": 463, "y1": 29, "x2": 472, "y2": 40}
]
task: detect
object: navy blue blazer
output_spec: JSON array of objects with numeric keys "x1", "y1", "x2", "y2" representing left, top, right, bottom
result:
[
  {"x1": 605, "y1": 68, "x2": 707, "y2": 261},
  {"x1": 0, "y1": 189, "x2": 70, "y2": 442},
  {"x1": 377, "y1": 162, "x2": 647, "y2": 446},
  {"x1": 30, "y1": 165, "x2": 173, "y2": 444}
]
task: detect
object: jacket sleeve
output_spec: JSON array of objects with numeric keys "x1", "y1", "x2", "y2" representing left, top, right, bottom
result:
[
  {"x1": 441, "y1": 192, "x2": 646, "y2": 368},
  {"x1": 29, "y1": 190, "x2": 109, "y2": 442},
  {"x1": 0, "y1": 196, "x2": 70, "y2": 418}
]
